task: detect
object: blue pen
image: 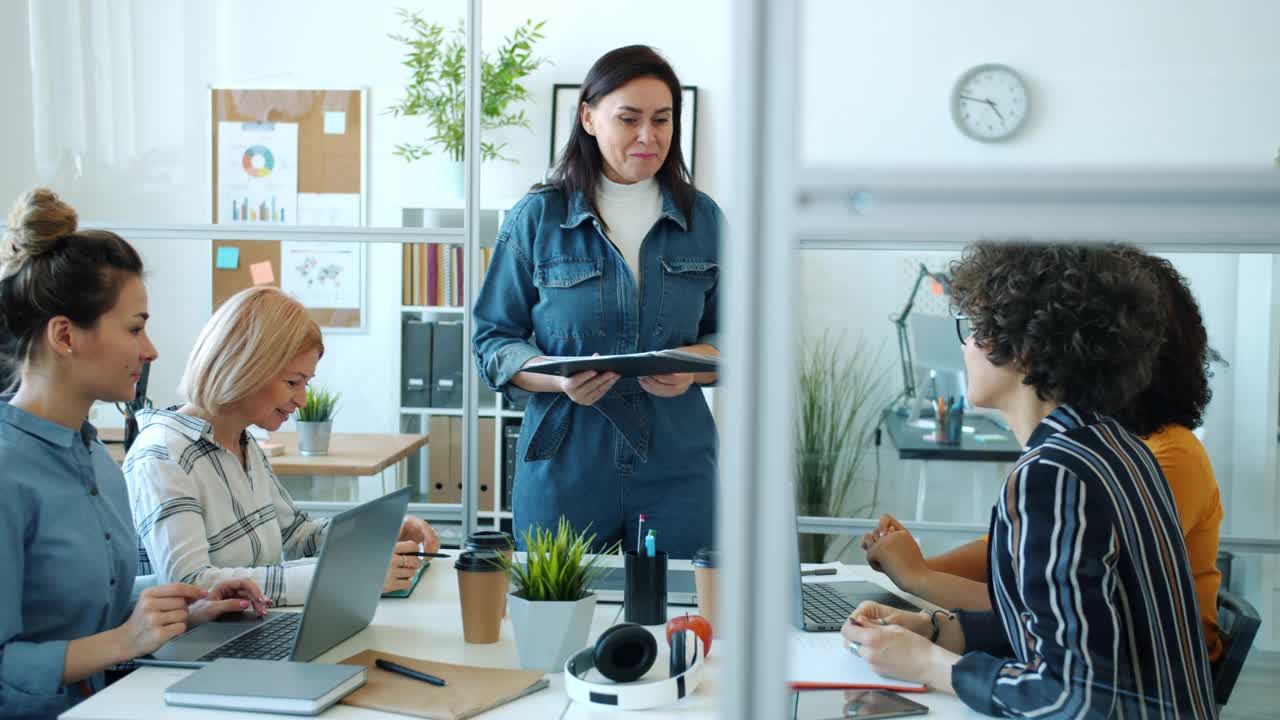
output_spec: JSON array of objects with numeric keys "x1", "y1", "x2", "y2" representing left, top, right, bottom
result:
[{"x1": 644, "y1": 529, "x2": 656, "y2": 557}]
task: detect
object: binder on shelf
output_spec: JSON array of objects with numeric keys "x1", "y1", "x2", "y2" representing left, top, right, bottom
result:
[
  {"x1": 427, "y1": 415, "x2": 459, "y2": 503},
  {"x1": 502, "y1": 422, "x2": 520, "y2": 512},
  {"x1": 430, "y1": 320, "x2": 464, "y2": 408},
  {"x1": 401, "y1": 317, "x2": 433, "y2": 408},
  {"x1": 478, "y1": 418, "x2": 495, "y2": 512}
]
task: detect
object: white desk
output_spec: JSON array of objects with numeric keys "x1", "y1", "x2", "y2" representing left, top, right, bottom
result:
[{"x1": 62, "y1": 563, "x2": 982, "y2": 719}]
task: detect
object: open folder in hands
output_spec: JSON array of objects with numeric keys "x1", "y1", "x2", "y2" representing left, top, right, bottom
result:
[
  {"x1": 521, "y1": 349, "x2": 719, "y2": 378},
  {"x1": 338, "y1": 650, "x2": 549, "y2": 720}
]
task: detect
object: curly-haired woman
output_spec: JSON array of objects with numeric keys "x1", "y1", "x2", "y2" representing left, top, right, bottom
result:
[
  {"x1": 860, "y1": 246, "x2": 1226, "y2": 661},
  {"x1": 843, "y1": 243, "x2": 1216, "y2": 718}
]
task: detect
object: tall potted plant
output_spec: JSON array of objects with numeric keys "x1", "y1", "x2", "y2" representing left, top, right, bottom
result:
[
  {"x1": 296, "y1": 385, "x2": 340, "y2": 456},
  {"x1": 496, "y1": 517, "x2": 618, "y2": 672},
  {"x1": 795, "y1": 332, "x2": 890, "y2": 563},
  {"x1": 385, "y1": 10, "x2": 549, "y2": 193}
]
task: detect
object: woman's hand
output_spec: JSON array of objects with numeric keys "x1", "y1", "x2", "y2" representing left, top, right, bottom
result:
[
  {"x1": 638, "y1": 373, "x2": 694, "y2": 398},
  {"x1": 188, "y1": 578, "x2": 270, "y2": 624},
  {"x1": 399, "y1": 515, "x2": 441, "y2": 554},
  {"x1": 560, "y1": 368, "x2": 619, "y2": 406},
  {"x1": 847, "y1": 601, "x2": 931, "y2": 638},
  {"x1": 841, "y1": 614, "x2": 946, "y2": 686},
  {"x1": 384, "y1": 540, "x2": 424, "y2": 593},
  {"x1": 116, "y1": 583, "x2": 207, "y2": 658},
  {"x1": 863, "y1": 529, "x2": 929, "y2": 590}
]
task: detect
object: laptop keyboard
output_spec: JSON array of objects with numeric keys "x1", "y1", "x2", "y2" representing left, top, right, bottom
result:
[
  {"x1": 802, "y1": 583, "x2": 857, "y2": 626},
  {"x1": 197, "y1": 613, "x2": 302, "y2": 662}
]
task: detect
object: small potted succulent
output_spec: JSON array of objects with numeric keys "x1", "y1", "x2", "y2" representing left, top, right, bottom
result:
[
  {"x1": 496, "y1": 517, "x2": 618, "y2": 672},
  {"x1": 296, "y1": 385, "x2": 340, "y2": 456}
]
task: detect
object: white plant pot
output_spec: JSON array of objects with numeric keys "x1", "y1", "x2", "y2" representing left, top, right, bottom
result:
[
  {"x1": 296, "y1": 420, "x2": 332, "y2": 456},
  {"x1": 507, "y1": 591, "x2": 597, "y2": 672}
]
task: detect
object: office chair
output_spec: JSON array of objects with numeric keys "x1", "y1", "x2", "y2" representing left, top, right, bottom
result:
[{"x1": 1212, "y1": 588, "x2": 1261, "y2": 707}]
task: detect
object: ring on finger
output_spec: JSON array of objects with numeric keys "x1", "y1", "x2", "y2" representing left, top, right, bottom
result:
[{"x1": 849, "y1": 641, "x2": 862, "y2": 655}]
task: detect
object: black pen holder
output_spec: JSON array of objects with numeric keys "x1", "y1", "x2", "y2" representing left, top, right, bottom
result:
[{"x1": 623, "y1": 550, "x2": 668, "y2": 625}]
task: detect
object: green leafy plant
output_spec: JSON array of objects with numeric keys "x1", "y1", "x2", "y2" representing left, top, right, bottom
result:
[
  {"x1": 296, "y1": 385, "x2": 340, "y2": 423},
  {"x1": 795, "y1": 332, "x2": 890, "y2": 562},
  {"x1": 497, "y1": 517, "x2": 619, "y2": 602},
  {"x1": 385, "y1": 10, "x2": 549, "y2": 163}
]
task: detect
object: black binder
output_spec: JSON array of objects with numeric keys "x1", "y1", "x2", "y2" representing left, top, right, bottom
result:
[
  {"x1": 502, "y1": 422, "x2": 520, "y2": 511},
  {"x1": 401, "y1": 317, "x2": 433, "y2": 408},
  {"x1": 430, "y1": 320, "x2": 464, "y2": 408}
]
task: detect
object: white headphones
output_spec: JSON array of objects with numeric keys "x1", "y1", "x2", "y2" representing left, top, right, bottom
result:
[{"x1": 564, "y1": 624, "x2": 704, "y2": 710}]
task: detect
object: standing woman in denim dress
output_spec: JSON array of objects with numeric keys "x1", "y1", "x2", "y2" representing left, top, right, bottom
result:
[{"x1": 473, "y1": 46, "x2": 720, "y2": 557}]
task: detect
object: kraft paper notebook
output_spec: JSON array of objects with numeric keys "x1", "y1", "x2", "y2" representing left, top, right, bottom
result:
[{"x1": 337, "y1": 650, "x2": 549, "y2": 720}]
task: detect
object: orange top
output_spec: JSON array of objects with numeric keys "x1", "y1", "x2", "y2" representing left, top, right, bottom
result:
[
  {"x1": 1143, "y1": 425, "x2": 1224, "y2": 662},
  {"x1": 979, "y1": 424, "x2": 1223, "y2": 661}
]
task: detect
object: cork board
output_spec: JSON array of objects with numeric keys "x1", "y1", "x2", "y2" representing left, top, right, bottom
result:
[{"x1": 210, "y1": 88, "x2": 364, "y2": 328}]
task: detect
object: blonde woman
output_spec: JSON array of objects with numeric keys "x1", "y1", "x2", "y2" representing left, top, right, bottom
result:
[
  {"x1": 0, "y1": 189, "x2": 263, "y2": 717},
  {"x1": 125, "y1": 287, "x2": 439, "y2": 606}
]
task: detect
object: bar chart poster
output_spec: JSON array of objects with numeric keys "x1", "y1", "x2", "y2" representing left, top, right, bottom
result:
[{"x1": 217, "y1": 121, "x2": 298, "y2": 225}]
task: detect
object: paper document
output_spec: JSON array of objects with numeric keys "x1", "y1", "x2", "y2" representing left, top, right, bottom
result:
[
  {"x1": 788, "y1": 630, "x2": 927, "y2": 692},
  {"x1": 522, "y1": 349, "x2": 718, "y2": 378}
]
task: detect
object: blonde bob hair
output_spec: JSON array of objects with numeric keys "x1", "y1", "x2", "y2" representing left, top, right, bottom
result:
[{"x1": 180, "y1": 287, "x2": 324, "y2": 413}]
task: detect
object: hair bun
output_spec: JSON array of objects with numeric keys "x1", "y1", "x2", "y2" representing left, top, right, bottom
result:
[{"x1": 3, "y1": 188, "x2": 79, "y2": 268}]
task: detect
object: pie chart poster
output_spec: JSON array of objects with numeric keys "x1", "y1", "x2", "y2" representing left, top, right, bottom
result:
[{"x1": 217, "y1": 121, "x2": 299, "y2": 225}]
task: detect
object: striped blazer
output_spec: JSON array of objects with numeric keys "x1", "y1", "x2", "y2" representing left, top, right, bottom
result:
[
  {"x1": 123, "y1": 408, "x2": 328, "y2": 606},
  {"x1": 952, "y1": 406, "x2": 1216, "y2": 718}
]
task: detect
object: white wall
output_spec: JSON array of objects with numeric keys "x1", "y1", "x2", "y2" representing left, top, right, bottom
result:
[
  {"x1": 0, "y1": 0, "x2": 36, "y2": 207},
  {"x1": 799, "y1": 0, "x2": 1280, "y2": 168}
]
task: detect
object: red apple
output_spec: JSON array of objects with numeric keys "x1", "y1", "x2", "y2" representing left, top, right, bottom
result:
[{"x1": 666, "y1": 613, "x2": 713, "y2": 657}]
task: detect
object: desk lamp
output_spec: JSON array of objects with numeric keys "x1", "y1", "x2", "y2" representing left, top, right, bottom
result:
[{"x1": 891, "y1": 263, "x2": 952, "y2": 411}]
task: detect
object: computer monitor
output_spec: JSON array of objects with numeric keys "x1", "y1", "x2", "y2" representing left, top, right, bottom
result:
[{"x1": 909, "y1": 313, "x2": 966, "y2": 404}]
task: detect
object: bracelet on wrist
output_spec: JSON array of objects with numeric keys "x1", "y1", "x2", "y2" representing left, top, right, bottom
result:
[{"x1": 927, "y1": 609, "x2": 955, "y2": 644}]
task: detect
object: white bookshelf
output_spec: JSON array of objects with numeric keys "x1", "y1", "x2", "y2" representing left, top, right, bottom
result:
[{"x1": 397, "y1": 300, "x2": 522, "y2": 529}]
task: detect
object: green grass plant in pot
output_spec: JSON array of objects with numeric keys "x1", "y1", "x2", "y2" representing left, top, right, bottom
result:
[
  {"x1": 296, "y1": 385, "x2": 340, "y2": 456},
  {"x1": 795, "y1": 332, "x2": 890, "y2": 562},
  {"x1": 496, "y1": 517, "x2": 619, "y2": 672}
]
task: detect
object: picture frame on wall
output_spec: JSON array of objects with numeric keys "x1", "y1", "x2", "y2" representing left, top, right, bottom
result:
[{"x1": 549, "y1": 83, "x2": 698, "y2": 179}]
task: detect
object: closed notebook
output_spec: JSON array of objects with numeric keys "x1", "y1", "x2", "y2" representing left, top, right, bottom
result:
[
  {"x1": 164, "y1": 658, "x2": 367, "y2": 715},
  {"x1": 338, "y1": 649, "x2": 549, "y2": 720}
]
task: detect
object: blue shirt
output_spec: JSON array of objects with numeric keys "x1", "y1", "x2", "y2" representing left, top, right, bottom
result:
[
  {"x1": 0, "y1": 400, "x2": 137, "y2": 719},
  {"x1": 472, "y1": 183, "x2": 720, "y2": 463}
]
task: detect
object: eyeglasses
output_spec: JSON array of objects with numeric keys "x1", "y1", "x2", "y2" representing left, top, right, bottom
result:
[{"x1": 954, "y1": 313, "x2": 972, "y2": 345}]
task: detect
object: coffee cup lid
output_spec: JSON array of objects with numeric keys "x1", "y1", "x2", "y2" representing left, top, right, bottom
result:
[
  {"x1": 454, "y1": 550, "x2": 504, "y2": 572},
  {"x1": 691, "y1": 548, "x2": 719, "y2": 568},
  {"x1": 464, "y1": 530, "x2": 514, "y2": 552}
]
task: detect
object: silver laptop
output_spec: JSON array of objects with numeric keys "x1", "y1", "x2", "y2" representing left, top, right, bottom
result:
[
  {"x1": 139, "y1": 486, "x2": 411, "y2": 667},
  {"x1": 786, "y1": 497, "x2": 923, "y2": 632}
]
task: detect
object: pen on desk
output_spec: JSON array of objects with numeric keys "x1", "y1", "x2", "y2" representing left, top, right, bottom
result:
[
  {"x1": 375, "y1": 658, "x2": 447, "y2": 687},
  {"x1": 399, "y1": 552, "x2": 451, "y2": 558},
  {"x1": 800, "y1": 568, "x2": 837, "y2": 577}
]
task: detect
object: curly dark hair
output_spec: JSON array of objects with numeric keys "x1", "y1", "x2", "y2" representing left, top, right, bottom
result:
[
  {"x1": 949, "y1": 242, "x2": 1167, "y2": 415},
  {"x1": 1107, "y1": 247, "x2": 1218, "y2": 435}
]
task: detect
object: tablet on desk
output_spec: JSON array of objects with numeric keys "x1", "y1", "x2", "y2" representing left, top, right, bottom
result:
[
  {"x1": 382, "y1": 562, "x2": 427, "y2": 599},
  {"x1": 794, "y1": 689, "x2": 928, "y2": 719}
]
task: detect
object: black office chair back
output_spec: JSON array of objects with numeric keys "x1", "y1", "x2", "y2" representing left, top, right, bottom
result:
[{"x1": 1212, "y1": 589, "x2": 1261, "y2": 706}]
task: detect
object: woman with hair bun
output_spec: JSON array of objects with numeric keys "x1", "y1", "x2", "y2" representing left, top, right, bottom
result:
[{"x1": 0, "y1": 188, "x2": 265, "y2": 718}]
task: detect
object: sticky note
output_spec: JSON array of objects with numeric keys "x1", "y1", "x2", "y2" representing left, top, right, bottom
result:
[
  {"x1": 250, "y1": 260, "x2": 275, "y2": 285},
  {"x1": 323, "y1": 111, "x2": 347, "y2": 135},
  {"x1": 215, "y1": 246, "x2": 240, "y2": 269}
]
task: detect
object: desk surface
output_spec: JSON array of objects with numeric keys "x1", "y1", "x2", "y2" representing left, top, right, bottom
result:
[
  {"x1": 100, "y1": 428, "x2": 428, "y2": 476},
  {"x1": 882, "y1": 408, "x2": 1023, "y2": 462},
  {"x1": 62, "y1": 562, "x2": 982, "y2": 719}
]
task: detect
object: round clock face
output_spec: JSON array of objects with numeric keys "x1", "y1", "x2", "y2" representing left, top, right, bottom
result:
[{"x1": 951, "y1": 64, "x2": 1029, "y2": 142}]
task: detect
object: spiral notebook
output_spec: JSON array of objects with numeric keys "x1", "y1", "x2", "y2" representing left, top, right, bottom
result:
[
  {"x1": 337, "y1": 650, "x2": 549, "y2": 720},
  {"x1": 787, "y1": 631, "x2": 927, "y2": 692}
]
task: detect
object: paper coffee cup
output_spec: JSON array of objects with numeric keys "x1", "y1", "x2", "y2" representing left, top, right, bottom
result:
[
  {"x1": 692, "y1": 548, "x2": 720, "y2": 634},
  {"x1": 465, "y1": 531, "x2": 514, "y2": 615},
  {"x1": 455, "y1": 551, "x2": 506, "y2": 644}
]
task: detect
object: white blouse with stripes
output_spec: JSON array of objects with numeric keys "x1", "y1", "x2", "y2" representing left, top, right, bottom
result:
[{"x1": 123, "y1": 408, "x2": 328, "y2": 606}]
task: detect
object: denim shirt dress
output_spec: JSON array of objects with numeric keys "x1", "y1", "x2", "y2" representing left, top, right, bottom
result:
[{"x1": 472, "y1": 183, "x2": 721, "y2": 557}]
